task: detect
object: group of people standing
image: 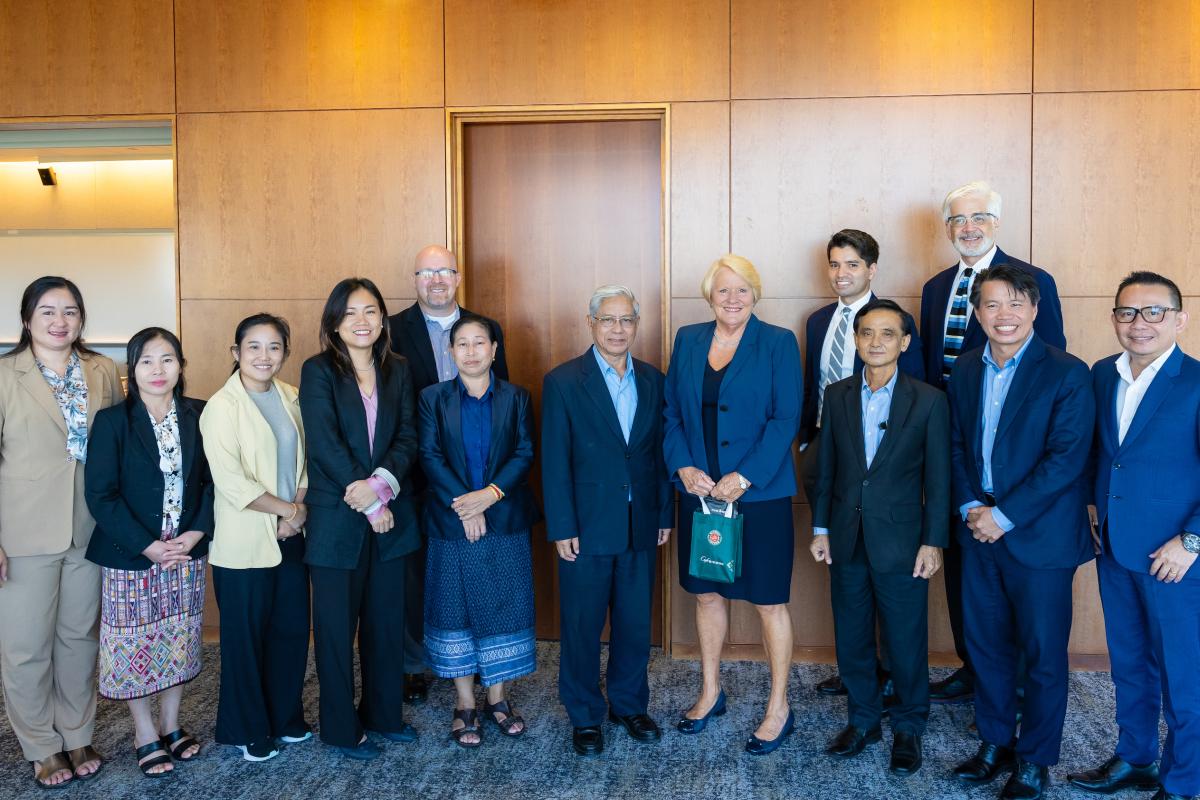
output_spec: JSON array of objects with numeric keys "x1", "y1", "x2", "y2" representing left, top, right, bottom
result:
[{"x1": 0, "y1": 181, "x2": 1195, "y2": 800}]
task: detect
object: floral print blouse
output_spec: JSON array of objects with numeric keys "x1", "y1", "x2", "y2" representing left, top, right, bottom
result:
[
  {"x1": 150, "y1": 402, "x2": 184, "y2": 538},
  {"x1": 36, "y1": 352, "x2": 89, "y2": 463}
]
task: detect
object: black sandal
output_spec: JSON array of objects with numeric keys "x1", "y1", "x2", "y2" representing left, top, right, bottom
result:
[
  {"x1": 160, "y1": 728, "x2": 201, "y2": 762},
  {"x1": 451, "y1": 708, "x2": 482, "y2": 749},
  {"x1": 135, "y1": 742, "x2": 173, "y2": 778},
  {"x1": 483, "y1": 699, "x2": 526, "y2": 737}
]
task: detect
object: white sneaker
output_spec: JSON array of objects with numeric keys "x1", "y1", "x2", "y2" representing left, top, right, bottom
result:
[
  {"x1": 237, "y1": 741, "x2": 279, "y2": 762},
  {"x1": 279, "y1": 731, "x2": 312, "y2": 744}
]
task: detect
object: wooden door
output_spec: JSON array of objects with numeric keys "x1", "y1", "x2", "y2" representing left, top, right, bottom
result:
[{"x1": 461, "y1": 118, "x2": 664, "y2": 642}]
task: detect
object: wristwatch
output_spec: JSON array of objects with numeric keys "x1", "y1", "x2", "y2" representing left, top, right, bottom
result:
[
  {"x1": 1182, "y1": 532, "x2": 1200, "y2": 554},
  {"x1": 736, "y1": 473, "x2": 750, "y2": 491}
]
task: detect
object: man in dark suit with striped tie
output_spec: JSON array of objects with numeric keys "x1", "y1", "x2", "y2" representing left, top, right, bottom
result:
[{"x1": 919, "y1": 181, "x2": 1066, "y2": 705}]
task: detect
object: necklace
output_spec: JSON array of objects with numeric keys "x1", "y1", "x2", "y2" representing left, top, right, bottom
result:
[
  {"x1": 712, "y1": 329, "x2": 743, "y2": 346},
  {"x1": 354, "y1": 363, "x2": 375, "y2": 372}
]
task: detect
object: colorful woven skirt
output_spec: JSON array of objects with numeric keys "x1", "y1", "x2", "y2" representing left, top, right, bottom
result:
[
  {"x1": 99, "y1": 555, "x2": 207, "y2": 700},
  {"x1": 424, "y1": 531, "x2": 536, "y2": 687}
]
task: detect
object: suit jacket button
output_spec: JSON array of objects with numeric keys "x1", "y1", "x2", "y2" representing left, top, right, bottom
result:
[
  {"x1": 719, "y1": 404, "x2": 729, "y2": 412},
  {"x1": 622, "y1": 484, "x2": 629, "y2": 490},
  {"x1": 1113, "y1": 463, "x2": 1121, "y2": 469},
  {"x1": 855, "y1": 506, "x2": 862, "y2": 512},
  {"x1": 720, "y1": 440, "x2": 729, "y2": 447},
  {"x1": 625, "y1": 454, "x2": 631, "y2": 459},
  {"x1": 862, "y1": 480, "x2": 869, "y2": 486}
]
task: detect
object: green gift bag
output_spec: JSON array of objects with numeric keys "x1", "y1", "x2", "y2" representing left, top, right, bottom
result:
[{"x1": 688, "y1": 497, "x2": 743, "y2": 584}]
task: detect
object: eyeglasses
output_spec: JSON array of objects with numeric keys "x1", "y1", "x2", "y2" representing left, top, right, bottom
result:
[
  {"x1": 1112, "y1": 305, "x2": 1177, "y2": 324},
  {"x1": 592, "y1": 315, "x2": 639, "y2": 329},
  {"x1": 946, "y1": 212, "x2": 997, "y2": 228},
  {"x1": 414, "y1": 268, "x2": 458, "y2": 279}
]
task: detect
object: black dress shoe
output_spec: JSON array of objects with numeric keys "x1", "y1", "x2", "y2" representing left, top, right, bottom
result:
[
  {"x1": 889, "y1": 732, "x2": 922, "y2": 776},
  {"x1": 930, "y1": 668, "x2": 975, "y2": 704},
  {"x1": 1068, "y1": 755, "x2": 1160, "y2": 793},
  {"x1": 824, "y1": 724, "x2": 882, "y2": 758},
  {"x1": 953, "y1": 742, "x2": 1017, "y2": 783},
  {"x1": 1001, "y1": 760, "x2": 1050, "y2": 799},
  {"x1": 1151, "y1": 789, "x2": 1194, "y2": 800},
  {"x1": 815, "y1": 674, "x2": 847, "y2": 695},
  {"x1": 572, "y1": 726, "x2": 604, "y2": 757},
  {"x1": 403, "y1": 673, "x2": 428, "y2": 704},
  {"x1": 607, "y1": 711, "x2": 661, "y2": 743}
]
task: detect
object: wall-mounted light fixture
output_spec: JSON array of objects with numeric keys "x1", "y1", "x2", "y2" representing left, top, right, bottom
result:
[{"x1": 36, "y1": 166, "x2": 57, "y2": 186}]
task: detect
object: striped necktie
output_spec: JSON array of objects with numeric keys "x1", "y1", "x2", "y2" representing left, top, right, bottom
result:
[
  {"x1": 942, "y1": 267, "x2": 974, "y2": 381},
  {"x1": 821, "y1": 307, "x2": 852, "y2": 407}
]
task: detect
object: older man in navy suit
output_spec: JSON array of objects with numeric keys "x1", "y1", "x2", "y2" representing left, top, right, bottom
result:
[
  {"x1": 947, "y1": 265, "x2": 1094, "y2": 800},
  {"x1": 542, "y1": 285, "x2": 673, "y2": 758},
  {"x1": 920, "y1": 182, "x2": 1067, "y2": 705},
  {"x1": 1068, "y1": 272, "x2": 1200, "y2": 800}
]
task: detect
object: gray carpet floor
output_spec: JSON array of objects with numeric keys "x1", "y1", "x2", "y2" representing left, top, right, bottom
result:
[{"x1": 0, "y1": 642, "x2": 1133, "y2": 799}]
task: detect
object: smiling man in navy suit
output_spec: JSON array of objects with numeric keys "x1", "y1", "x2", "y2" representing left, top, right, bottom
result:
[
  {"x1": 1068, "y1": 272, "x2": 1200, "y2": 800},
  {"x1": 946, "y1": 264, "x2": 1093, "y2": 800},
  {"x1": 541, "y1": 285, "x2": 673, "y2": 757},
  {"x1": 920, "y1": 182, "x2": 1066, "y2": 705}
]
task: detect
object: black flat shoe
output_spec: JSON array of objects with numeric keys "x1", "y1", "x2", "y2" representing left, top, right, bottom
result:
[
  {"x1": 1001, "y1": 760, "x2": 1050, "y2": 800},
  {"x1": 1067, "y1": 755, "x2": 1160, "y2": 793},
  {"x1": 815, "y1": 674, "x2": 847, "y2": 695},
  {"x1": 608, "y1": 711, "x2": 661, "y2": 743},
  {"x1": 824, "y1": 724, "x2": 882, "y2": 758},
  {"x1": 676, "y1": 690, "x2": 727, "y2": 734},
  {"x1": 404, "y1": 673, "x2": 429, "y2": 704},
  {"x1": 335, "y1": 738, "x2": 380, "y2": 761},
  {"x1": 745, "y1": 710, "x2": 794, "y2": 756},
  {"x1": 953, "y1": 742, "x2": 1016, "y2": 783},
  {"x1": 370, "y1": 723, "x2": 418, "y2": 743},
  {"x1": 930, "y1": 668, "x2": 975, "y2": 704},
  {"x1": 572, "y1": 726, "x2": 604, "y2": 757},
  {"x1": 889, "y1": 732, "x2": 922, "y2": 776}
]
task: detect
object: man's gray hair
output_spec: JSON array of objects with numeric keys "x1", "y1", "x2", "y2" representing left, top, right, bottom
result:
[
  {"x1": 588, "y1": 284, "x2": 640, "y2": 317},
  {"x1": 942, "y1": 181, "x2": 1002, "y2": 221}
]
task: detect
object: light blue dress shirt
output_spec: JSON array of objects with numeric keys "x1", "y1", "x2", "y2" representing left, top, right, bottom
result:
[
  {"x1": 813, "y1": 367, "x2": 897, "y2": 536},
  {"x1": 593, "y1": 345, "x2": 637, "y2": 442},
  {"x1": 424, "y1": 307, "x2": 461, "y2": 382},
  {"x1": 959, "y1": 334, "x2": 1036, "y2": 532}
]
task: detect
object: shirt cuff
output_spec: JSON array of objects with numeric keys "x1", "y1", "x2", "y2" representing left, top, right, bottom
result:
[
  {"x1": 991, "y1": 506, "x2": 1015, "y2": 532},
  {"x1": 367, "y1": 474, "x2": 395, "y2": 505},
  {"x1": 813, "y1": 527, "x2": 829, "y2": 536},
  {"x1": 959, "y1": 500, "x2": 985, "y2": 521},
  {"x1": 372, "y1": 467, "x2": 400, "y2": 497}
]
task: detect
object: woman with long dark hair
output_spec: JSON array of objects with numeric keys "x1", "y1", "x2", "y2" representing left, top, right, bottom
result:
[
  {"x1": 200, "y1": 313, "x2": 311, "y2": 763},
  {"x1": 300, "y1": 278, "x2": 421, "y2": 760},
  {"x1": 0, "y1": 276, "x2": 121, "y2": 788},
  {"x1": 85, "y1": 327, "x2": 213, "y2": 777}
]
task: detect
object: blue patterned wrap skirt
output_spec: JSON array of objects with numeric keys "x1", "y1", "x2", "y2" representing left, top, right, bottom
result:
[{"x1": 424, "y1": 530, "x2": 536, "y2": 687}]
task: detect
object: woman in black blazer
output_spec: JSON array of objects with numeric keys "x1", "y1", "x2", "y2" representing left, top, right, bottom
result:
[
  {"x1": 299, "y1": 278, "x2": 420, "y2": 760},
  {"x1": 84, "y1": 328, "x2": 214, "y2": 777},
  {"x1": 418, "y1": 314, "x2": 538, "y2": 748}
]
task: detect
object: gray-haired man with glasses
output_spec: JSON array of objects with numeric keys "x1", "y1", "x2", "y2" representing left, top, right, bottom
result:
[
  {"x1": 918, "y1": 181, "x2": 1067, "y2": 705},
  {"x1": 387, "y1": 244, "x2": 508, "y2": 703}
]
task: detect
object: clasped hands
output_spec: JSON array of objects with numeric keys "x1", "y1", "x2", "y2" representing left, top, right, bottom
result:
[
  {"x1": 809, "y1": 536, "x2": 942, "y2": 579},
  {"x1": 966, "y1": 506, "x2": 1005, "y2": 543},
  {"x1": 143, "y1": 530, "x2": 205, "y2": 567},
  {"x1": 453, "y1": 487, "x2": 499, "y2": 544},
  {"x1": 678, "y1": 466, "x2": 746, "y2": 503},
  {"x1": 344, "y1": 480, "x2": 394, "y2": 533}
]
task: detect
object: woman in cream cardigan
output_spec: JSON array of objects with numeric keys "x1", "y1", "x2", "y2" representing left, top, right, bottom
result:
[{"x1": 200, "y1": 313, "x2": 310, "y2": 763}]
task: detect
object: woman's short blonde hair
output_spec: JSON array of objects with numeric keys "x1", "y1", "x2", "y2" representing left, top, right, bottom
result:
[{"x1": 700, "y1": 254, "x2": 762, "y2": 304}]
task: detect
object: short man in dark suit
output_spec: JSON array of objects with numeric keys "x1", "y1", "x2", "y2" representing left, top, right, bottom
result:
[
  {"x1": 919, "y1": 182, "x2": 1067, "y2": 705},
  {"x1": 801, "y1": 229, "x2": 926, "y2": 697},
  {"x1": 810, "y1": 298, "x2": 950, "y2": 777},
  {"x1": 387, "y1": 244, "x2": 508, "y2": 701},
  {"x1": 541, "y1": 285, "x2": 673, "y2": 757},
  {"x1": 1068, "y1": 272, "x2": 1200, "y2": 800},
  {"x1": 947, "y1": 265, "x2": 1094, "y2": 800}
]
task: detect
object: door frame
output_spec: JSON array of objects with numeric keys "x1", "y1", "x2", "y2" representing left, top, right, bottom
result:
[{"x1": 445, "y1": 103, "x2": 674, "y2": 649}]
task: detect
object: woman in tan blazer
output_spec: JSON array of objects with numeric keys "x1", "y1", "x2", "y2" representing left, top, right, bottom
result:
[{"x1": 0, "y1": 276, "x2": 121, "y2": 789}]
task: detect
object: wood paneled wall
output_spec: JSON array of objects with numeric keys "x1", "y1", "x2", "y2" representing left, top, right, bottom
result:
[{"x1": 4, "y1": 0, "x2": 1198, "y2": 663}]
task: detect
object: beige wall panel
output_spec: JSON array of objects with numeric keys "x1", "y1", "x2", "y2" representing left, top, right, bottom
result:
[
  {"x1": 175, "y1": 0, "x2": 444, "y2": 112},
  {"x1": 732, "y1": 0, "x2": 1032, "y2": 99},
  {"x1": 1033, "y1": 91, "x2": 1200, "y2": 297},
  {"x1": 670, "y1": 102, "x2": 730, "y2": 298},
  {"x1": 730, "y1": 96, "x2": 1033, "y2": 301},
  {"x1": 0, "y1": 0, "x2": 174, "y2": 117},
  {"x1": 0, "y1": 160, "x2": 174, "y2": 230},
  {"x1": 180, "y1": 297, "x2": 414, "y2": 400},
  {"x1": 444, "y1": 0, "x2": 729, "y2": 105},
  {"x1": 1034, "y1": 0, "x2": 1200, "y2": 92},
  {"x1": 177, "y1": 109, "x2": 445, "y2": 300}
]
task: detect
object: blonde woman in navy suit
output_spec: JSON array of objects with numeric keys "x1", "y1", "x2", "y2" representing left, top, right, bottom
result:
[{"x1": 663, "y1": 255, "x2": 803, "y2": 755}]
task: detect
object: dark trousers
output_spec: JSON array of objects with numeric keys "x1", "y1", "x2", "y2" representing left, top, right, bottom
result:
[
  {"x1": 212, "y1": 540, "x2": 311, "y2": 745},
  {"x1": 941, "y1": 527, "x2": 973, "y2": 675},
  {"x1": 963, "y1": 542, "x2": 1075, "y2": 766},
  {"x1": 558, "y1": 544, "x2": 654, "y2": 727},
  {"x1": 1098, "y1": 552, "x2": 1200, "y2": 795},
  {"x1": 309, "y1": 533, "x2": 408, "y2": 747},
  {"x1": 402, "y1": 537, "x2": 426, "y2": 673},
  {"x1": 830, "y1": 537, "x2": 929, "y2": 734}
]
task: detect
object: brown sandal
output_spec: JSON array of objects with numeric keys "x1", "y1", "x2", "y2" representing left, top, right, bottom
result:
[
  {"x1": 32, "y1": 752, "x2": 74, "y2": 790},
  {"x1": 483, "y1": 699, "x2": 526, "y2": 737},
  {"x1": 66, "y1": 745, "x2": 104, "y2": 780}
]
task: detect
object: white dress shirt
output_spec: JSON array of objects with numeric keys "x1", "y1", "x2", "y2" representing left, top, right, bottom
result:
[
  {"x1": 819, "y1": 291, "x2": 874, "y2": 405},
  {"x1": 1115, "y1": 344, "x2": 1177, "y2": 444},
  {"x1": 941, "y1": 244, "x2": 999, "y2": 338}
]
